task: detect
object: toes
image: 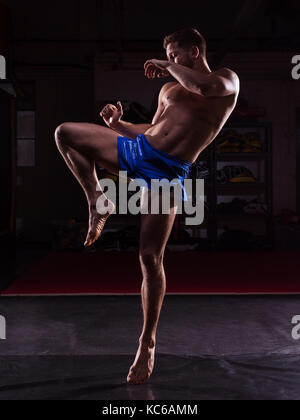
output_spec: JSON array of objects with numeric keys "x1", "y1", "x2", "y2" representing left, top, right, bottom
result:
[
  {"x1": 84, "y1": 209, "x2": 113, "y2": 248},
  {"x1": 127, "y1": 371, "x2": 140, "y2": 385},
  {"x1": 127, "y1": 372, "x2": 150, "y2": 385},
  {"x1": 84, "y1": 231, "x2": 97, "y2": 247},
  {"x1": 84, "y1": 236, "x2": 96, "y2": 248},
  {"x1": 127, "y1": 376, "x2": 137, "y2": 384},
  {"x1": 84, "y1": 238, "x2": 92, "y2": 247}
]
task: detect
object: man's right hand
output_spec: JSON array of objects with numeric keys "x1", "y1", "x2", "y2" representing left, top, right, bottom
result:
[{"x1": 100, "y1": 101, "x2": 123, "y2": 127}]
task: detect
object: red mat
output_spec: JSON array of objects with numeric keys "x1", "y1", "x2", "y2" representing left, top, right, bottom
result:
[{"x1": 2, "y1": 250, "x2": 300, "y2": 295}]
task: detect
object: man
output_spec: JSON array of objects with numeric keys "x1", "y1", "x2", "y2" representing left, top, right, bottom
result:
[{"x1": 54, "y1": 28, "x2": 240, "y2": 385}]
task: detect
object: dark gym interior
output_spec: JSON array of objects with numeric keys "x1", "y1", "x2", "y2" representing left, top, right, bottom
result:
[{"x1": 1, "y1": 0, "x2": 300, "y2": 401}]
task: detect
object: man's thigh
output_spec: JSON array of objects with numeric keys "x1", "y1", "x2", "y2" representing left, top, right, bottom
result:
[
  {"x1": 57, "y1": 122, "x2": 123, "y2": 176},
  {"x1": 139, "y1": 191, "x2": 178, "y2": 257}
]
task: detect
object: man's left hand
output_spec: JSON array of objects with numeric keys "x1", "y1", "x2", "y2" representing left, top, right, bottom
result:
[{"x1": 144, "y1": 59, "x2": 170, "y2": 79}]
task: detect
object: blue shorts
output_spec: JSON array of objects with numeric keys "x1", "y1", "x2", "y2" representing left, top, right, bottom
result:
[{"x1": 117, "y1": 133, "x2": 192, "y2": 202}]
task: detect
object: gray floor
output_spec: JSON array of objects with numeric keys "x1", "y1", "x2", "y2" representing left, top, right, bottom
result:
[{"x1": 0, "y1": 295, "x2": 300, "y2": 400}]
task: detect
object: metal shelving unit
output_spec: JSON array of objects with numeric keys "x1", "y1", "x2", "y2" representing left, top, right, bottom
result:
[{"x1": 181, "y1": 121, "x2": 273, "y2": 249}]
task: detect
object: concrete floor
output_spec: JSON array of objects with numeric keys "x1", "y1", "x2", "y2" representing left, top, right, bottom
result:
[{"x1": 0, "y1": 295, "x2": 300, "y2": 400}]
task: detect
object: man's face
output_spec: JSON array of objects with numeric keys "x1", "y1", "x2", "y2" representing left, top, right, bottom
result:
[{"x1": 166, "y1": 42, "x2": 195, "y2": 69}]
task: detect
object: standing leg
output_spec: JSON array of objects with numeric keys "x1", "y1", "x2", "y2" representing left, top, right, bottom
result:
[
  {"x1": 127, "y1": 191, "x2": 178, "y2": 385},
  {"x1": 54, "y1": 122, "x2": 122, "y2": 247}
]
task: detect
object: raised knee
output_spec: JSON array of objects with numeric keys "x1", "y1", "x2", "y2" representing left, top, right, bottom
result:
[
  {"x1": 139, "y1": 251, "x2": 164, "y2": 269},
  {"x1": 54, "y1": 123, "x2": 71, "y2": 143}
]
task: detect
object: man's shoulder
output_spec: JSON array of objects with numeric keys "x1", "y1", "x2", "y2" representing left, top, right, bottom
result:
[
  {"x1": 162, "y1": 81, "x2": 178, "y2": 88},
  {"x1": 214, "y1": 67, "x2": 239, "y2": 81},
  {"x1": 158, "y1": 81, "x2": 178, "y2": 97}
]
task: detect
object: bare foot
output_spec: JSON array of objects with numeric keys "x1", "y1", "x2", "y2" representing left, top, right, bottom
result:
[
  {"x1": 127, "y1": 342, "x2": 155, "y2": 385},
  {"x1": 84, "y1": 196, "x2": 115, "y2": 248}
]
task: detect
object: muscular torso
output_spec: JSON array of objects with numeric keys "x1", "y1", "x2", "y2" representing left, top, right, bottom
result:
[{"x1": 144, "y1": 80, "x2": 239, "y2": 164}]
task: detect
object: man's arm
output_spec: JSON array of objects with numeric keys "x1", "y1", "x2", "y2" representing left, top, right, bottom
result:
[
  {"x1": 197, "y1": 68, "x2": 240, "y2": 97},
  {"x1": 165, "y1": 63, "x2": 239, "y2": 97},
  {"x1": 109, "y1": 83, "x2": 171, "y2": 138},
  {"x1": 109, "y1": 120, "x2": 152, "y2": 138}
]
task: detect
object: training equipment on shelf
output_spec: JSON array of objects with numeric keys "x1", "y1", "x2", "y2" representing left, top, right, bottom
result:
[
  {"x1": 242, "y1": 132, "x2": 263, "y2": 153},
  {"x1": 230, "y1": 173, "x2": 257, "y2": 183},
  {"x1": 216, "y1": 129, "x2": 263, "y2": 154},
  {"x1": 217, "y1": 165, "x2": 257, "y2": 184},
  {"x1": 217, "y1": 129, "x2": 243, "y2": 153},
  {"x1": 243, "y1": 200, "x2": 268, "y2": 215}
]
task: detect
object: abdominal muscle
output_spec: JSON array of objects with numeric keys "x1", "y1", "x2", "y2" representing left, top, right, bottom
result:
[{"x1": 143, "y1": 106, "x2": 222, "y2": 164}]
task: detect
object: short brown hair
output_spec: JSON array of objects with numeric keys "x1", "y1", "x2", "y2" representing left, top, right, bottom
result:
[{"x1": 163, "y1": 28, "x2": 207, "y2": 57}]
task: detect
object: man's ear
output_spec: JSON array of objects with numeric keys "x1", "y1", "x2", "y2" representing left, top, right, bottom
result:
[{"x1": 191, "y1": 45, "x2": 200, "y2": 59}]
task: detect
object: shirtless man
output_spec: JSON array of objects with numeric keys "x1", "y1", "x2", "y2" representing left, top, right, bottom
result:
[{"x1": 54, "y1": 28, "x2": 240, "y2": 385}]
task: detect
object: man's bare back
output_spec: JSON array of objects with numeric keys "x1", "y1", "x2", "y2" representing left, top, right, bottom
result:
[{"x1": 144, "y1": 74, "x2": 239, "y2": 164}]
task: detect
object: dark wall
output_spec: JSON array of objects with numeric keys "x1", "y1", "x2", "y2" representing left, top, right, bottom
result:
[
  {"x1": 16, "y1": 71, "x2": 93, "y2": 241},
  {"x1": 2, "y1": 0, "x2": 300, "y2": 241}
]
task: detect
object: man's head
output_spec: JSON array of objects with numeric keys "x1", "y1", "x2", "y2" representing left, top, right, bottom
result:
[{"x1": 163, "y1": 28, "x2": 207, "y2": 69}]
